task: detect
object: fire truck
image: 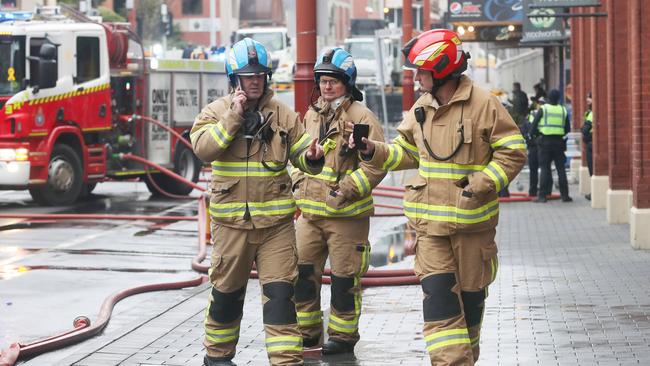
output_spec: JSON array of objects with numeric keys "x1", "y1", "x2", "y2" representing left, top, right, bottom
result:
[{"x1": 0, "y1": 7, "x2": 228, "y2": 205}]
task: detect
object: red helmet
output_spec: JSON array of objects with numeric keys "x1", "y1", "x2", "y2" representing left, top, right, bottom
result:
[{"x1": 402, "y1": 29, "x2": 469, "y2": 80}]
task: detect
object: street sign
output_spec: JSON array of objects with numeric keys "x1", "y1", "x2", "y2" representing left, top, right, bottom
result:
[{"x1": 521, "y1": 0, "x2": 567, "y2": 43}]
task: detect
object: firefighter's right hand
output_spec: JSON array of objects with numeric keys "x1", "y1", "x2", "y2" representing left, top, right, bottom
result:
[
  {"x1": 348, "y1": 133, "x2": 375, "y2": 156},
  {"x1": 232, "y1": 87, "x2": 247, "y2": 116}
]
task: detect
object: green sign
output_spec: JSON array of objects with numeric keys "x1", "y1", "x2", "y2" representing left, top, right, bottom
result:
[{"x1": 521, "y1": 0, "x2": 567, "y2": 43}]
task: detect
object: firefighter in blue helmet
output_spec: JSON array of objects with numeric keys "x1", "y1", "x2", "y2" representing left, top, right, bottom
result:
[
  {"x1": 191, "y1": 37, "x2": 324, "y2": 366},
  {"x1": 292, "y1": 47, "x2": 386, "y2": 354}
]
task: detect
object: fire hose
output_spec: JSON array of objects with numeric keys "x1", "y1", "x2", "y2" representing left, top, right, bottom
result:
[
  {"x1": 0, "y1": 145, "x2": 415, "y2": 365},
  {"x1": 2, "y1": 148, "x2": 548, "y2": 363},
  {"x1": 4, "y1": 275, "x2": 207, "y2": 364}
]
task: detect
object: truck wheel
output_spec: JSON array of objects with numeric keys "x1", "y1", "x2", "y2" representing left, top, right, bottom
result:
[
  {"x1": 144, "y1": 143, "x2": 201, "y2": 196},
  {"x1": 79, "y1": 182, "x2": 98, "y2": 199},
  {"x1": 29, "y1": 144, "x2": 83, "y2": 206}
]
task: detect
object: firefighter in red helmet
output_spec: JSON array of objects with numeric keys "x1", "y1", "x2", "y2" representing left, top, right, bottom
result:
[{"x1": 350, "y1": 29, "x2": 526, "y2": 365}]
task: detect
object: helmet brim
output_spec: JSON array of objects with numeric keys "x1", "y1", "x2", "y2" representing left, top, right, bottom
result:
[{"x1": 233, "y1": 63, "x2": 271, "y2": 76}]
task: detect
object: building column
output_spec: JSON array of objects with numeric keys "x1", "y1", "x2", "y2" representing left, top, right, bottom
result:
[
  {"x1": 572, "y1": 8, "x2": 591, "y2": 196},
  {"x1": 605, "y1": 0, "x2": 633, "y2": 223},
  {"x1": 590, "y1": 5, "x2": 609, "y2": 209},
  {"x1": 629, "y1": 0, "x2": 650, "y2": 249}
]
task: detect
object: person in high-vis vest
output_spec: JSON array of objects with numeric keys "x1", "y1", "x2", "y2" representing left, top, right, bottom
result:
[
  {"x1": 191, "y1": 38, "x2": 324, "y2": 366},
  {"x1": 531, "y1": 88, "x2": 572, "y2": 203},
  {"x1": 349, "y1": 29, "x2": 526, "y2": 365},
  {"x1": 290, "y1": 47, "x2": 386, "y2": 355}
]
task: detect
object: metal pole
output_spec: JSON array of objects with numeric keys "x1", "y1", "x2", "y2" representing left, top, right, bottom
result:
[
  {"x1": 374, "y1": 33, "x2": 389, "y2": 139},
  {"x1": 402, "y1": 0, "x2": 414, "y2": 111},
  {"x1": 209, "y1": 0, "x2": 216, "y2": 47},
  {"x1": 294, "y1": 0, "x2": 316, "y2": 118},
  {"x1": 559, "y1": 46, "x2": 565, "y2": 104}
]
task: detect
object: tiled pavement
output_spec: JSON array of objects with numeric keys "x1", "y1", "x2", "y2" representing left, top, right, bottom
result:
[{"x1": 39, "y1": 191, "x2": 650, "y2": 365}]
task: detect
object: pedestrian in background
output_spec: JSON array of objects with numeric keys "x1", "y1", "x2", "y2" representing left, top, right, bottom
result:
[
  {"x1": 291, "y1": 47, "x2": 386, "y2": 355},
  {"x1": 509, "y1": 82, "x2": 529, "y2": 126},
  {"x1": 191, "y1": 38, "x2": 324, "y2": 366},
  {"x1": 521, "y1": 97, "x2": 546, "y2": 197},
  {"x1": 531, "y1": 89, "x2": 573, "y2": 203},
  {"x1": 350, "y1": 29, "x2": 526, "y2": 365},
  {"x1": 581, "y1": 92, "x2": 593, "y2": 200}
]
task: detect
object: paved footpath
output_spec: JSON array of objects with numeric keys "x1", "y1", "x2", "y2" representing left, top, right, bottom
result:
[{"x1": 25, "y1": 190, "x2": 650, "y2": 365}]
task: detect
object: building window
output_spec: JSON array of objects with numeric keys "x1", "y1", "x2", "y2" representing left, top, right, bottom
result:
[
  {"x1": 76, "y1": 37, "x2": 100, "y2": 83},
  {"x1": 182, "y1": 0, "x2": 203, "y2": 15}
]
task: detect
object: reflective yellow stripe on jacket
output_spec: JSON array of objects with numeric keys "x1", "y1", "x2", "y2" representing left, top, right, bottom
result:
[
  {"x1": 297, "y1": 196, "x2": 373, "y2": 217},
  {"x1": 211, "y1": 161, "x2": 287, "y2": 177},
  {"x1": 306, "y1": 167, "x2": 353, "y2": 182},
  {"x1": 403, "y1": 199, "x2": 499, "y2": 224},
  {"x1": 419, "y1": 161, "x2": 485, "y2": 179},
  {"x1": 210, "y1": 199, "x2": 296, "y2": 218},
  {"x1": 490, "y1": 134, "x2": 526, "y2": 150}
]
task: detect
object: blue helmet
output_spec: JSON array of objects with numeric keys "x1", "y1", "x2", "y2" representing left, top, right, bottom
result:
[
  {"x1": 314, "y1": 47, "x2": 363, "y2": 101},
  {"x1": 226, "y1": 37, "x2": 272, "y2": 86}
]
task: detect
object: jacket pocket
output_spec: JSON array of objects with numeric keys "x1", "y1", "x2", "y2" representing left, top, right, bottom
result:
[
  {"x1": 403, "y1": 174, "x2": 428, "y2": 228},
  {"x1": 452, "y1": 118, "x2": 473, "y2": 164},
  {"x1": 456, "y1": 184, "x2": 498, "y2": 232},
  {"x1": 325, "y1": 186, "x2": 348, "y2": 212},
  {"x1": 272, "y1": 175, "x2": 293, "y2": 196},
  {"x1": 210, "y1": 179, "x2": 240, "y2": 203}
]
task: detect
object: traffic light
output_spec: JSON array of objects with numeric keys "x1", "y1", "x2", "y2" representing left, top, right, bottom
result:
[{"x1": 164, "y1": 12, "x2": 173, "y2": 36}]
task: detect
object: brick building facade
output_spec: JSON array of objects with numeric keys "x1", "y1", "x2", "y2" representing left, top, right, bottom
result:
[{"x1": 571, "y1": 0, "x2": 650, "y2": 248}]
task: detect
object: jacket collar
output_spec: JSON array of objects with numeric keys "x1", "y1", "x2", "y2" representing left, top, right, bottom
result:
[{"x1": 418, "y1": 75, "x2": 473, "y2": 109}]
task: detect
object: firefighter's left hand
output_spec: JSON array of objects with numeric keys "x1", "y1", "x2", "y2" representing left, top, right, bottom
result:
[{"x1": 306, "y1": 138, "x2": 324, "y2": 160}]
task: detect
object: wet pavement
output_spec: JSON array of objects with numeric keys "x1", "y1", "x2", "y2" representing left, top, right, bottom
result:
[{"x1": 3, "y1": 180, "x2": 650, "y2": 365}]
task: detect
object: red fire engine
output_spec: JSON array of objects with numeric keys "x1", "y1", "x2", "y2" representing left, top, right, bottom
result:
[{"x1": 0, "y1": 7, "x2": 227, "y2": 205}]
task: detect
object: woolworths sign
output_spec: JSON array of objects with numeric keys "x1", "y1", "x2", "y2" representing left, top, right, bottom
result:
[{"x1": 521, "y1": 0, "x2": 567, "y2": 43}]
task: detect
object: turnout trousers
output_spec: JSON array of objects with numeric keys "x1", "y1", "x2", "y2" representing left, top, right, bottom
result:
[
  {"x1": 294, "y1": 216, "x2": 371, "y2": 346},
  {"x1": 415, "y1": 229, "x2": 498, "y2": 366},
  {"x1": 204, "y1": 221, "x2": 303, "y2": 366}
]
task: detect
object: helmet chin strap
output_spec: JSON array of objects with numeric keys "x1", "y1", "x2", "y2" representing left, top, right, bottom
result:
[{"x1": 425, "y1": 71, "x2": 454, "y2": 96}]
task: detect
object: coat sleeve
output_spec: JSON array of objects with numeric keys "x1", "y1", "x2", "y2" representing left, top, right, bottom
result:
[
  {"x1": 287, "y1": 111, "x2": 323, "y2": 175},
  {"x1": 338, "y1": 111, "x2": 388, "y2": 200},
  {"x1": 190, "y1": 99, "x2": 243, "y2": 162},
  {"x1": 468, "y1": 98, "x2": 527, "y2": 196},
  {"x1": 365, "y1": 117, "x2": 420, "y2": 172}
]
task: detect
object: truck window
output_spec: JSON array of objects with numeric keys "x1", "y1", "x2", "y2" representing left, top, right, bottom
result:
[
  {"x1": 0, "y1": 35, "x2": 25, "y2": 95},
  {"x1": 29, "y1": 37, "x2": 57, "y2": 87},
  {"x1": 345, "y1": 42, "x2": 376, "y2": 60},
  {"x1": 76, "y1": 37, "x2": 100, "y2": 83}
]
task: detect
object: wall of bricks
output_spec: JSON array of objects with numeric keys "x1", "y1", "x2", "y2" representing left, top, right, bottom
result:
[
  {"x1": 571, "y1": 0, "x2": 650, "y2": 209},
  {"x1": 590, "y1": 1, "x2": 609, "y2": 177},
  {"x1": 607, "y1": 0, "x2": 632, "y2": 191},
  {"x1": 630, "y1": 0, "x2": 650, "y2": 209}
]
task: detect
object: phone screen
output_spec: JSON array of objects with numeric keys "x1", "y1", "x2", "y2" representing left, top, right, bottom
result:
[{"x1": 353, "y1": 124, "x2": 369, "y2": 150}]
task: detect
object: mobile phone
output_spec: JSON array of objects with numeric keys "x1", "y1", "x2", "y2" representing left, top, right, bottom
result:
[{"x1": 353, "y1": 124, "x2": 369, "y2": 150}]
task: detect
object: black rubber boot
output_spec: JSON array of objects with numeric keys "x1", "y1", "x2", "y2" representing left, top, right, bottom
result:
[
  {"x1": 321, "y1": 339, "x2": 355, "y2": 355},
  {"x1": 204, "y1": 355, "x2": 237, "y2": 366},
  {"x1": 303, "y1": 336, "x2": 321, "y2": 348}
]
